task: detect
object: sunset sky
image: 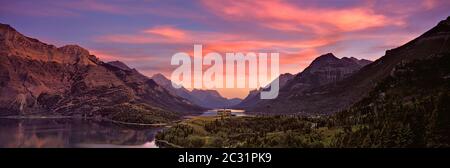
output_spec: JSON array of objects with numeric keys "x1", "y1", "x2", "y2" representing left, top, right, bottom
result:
[{"x1": 1, "y1": 0, "x2": 449, "y2": 98}]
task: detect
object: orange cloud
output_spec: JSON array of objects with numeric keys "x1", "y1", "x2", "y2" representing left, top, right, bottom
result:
[
  {"x1": 95, "y1": 35, "x2": 160, "y2": 44},
  {"x1": 96, "y1": 25, "x2": 241, "y2": 44},
  {"x1": 95, "y1": 24, "x2": 339, "y2": 82},
  {"x1": 280, "y1": 48, "x2": 319, "y2": 72},
  {"x1": 201, "y1": 0, "x2": 402, "y2": 34},
  {"x1": 263, "y1": 22, "x2": 305, "y2": 33},
  {"x1": 143, "y1": 26, "x2": 187, "y2": 40}
]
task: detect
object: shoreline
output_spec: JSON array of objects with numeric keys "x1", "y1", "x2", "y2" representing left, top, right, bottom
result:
[
  {"x1": 0, "y1": 115, "x2": 170, "y2": 127},
  {"x1": 0, "y1": 110, "x2": 251, "y2": 127}
]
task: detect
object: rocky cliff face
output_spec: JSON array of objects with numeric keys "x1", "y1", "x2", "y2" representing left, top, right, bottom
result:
[
  {"x1": 0, "y1": 23, "x2": 203, "y2": 120},
  {"x1": 0, "y1": 25, "x2": 97, "y2": 66},
  {"x1": 249, "y1": 17, "x2": 450, "y2": 115}
]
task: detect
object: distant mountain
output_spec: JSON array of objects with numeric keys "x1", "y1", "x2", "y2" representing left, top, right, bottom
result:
[
  {"x1": 249, "y1": 16, "x2": 450, "y2": 115},
  {"x1": 0, "y1": 23, "x2": 203, "y2": 123},
  {"x1": 189, "y1": 89, "x2": 241, "y2": 108},
  {"x1": 227, "y1": 98, "x2": 243, "y2": 107},
  {"x1": 151, "y1": 73, "x2": 242, "y2": 109},
  {"x1": 151, "y1": 73, "x2": 194, "y2": 100},
  {"x1": 237, "y1": 54, "x2": 371, "y2": 110}
]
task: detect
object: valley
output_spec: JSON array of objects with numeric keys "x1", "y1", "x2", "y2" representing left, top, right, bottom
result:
[
  {"x1": 155, "y1": 17, "x2": 450, "y2": 148},
  {"x1": 1, "y1": 15, "x2": 449, "y2": 148}
]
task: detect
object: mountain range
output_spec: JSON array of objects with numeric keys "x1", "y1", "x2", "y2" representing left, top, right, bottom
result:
[
  {"x1": 0, "y1": 23, "x2": 203, "y2": 123},
  {"x1": 155, "y1": 16, "x2": 450, "y2": 148},
  {"x1": 235, "y1": 53, "x2": 372, "y2": 111},
  {"x1": 151, "y1": 73, "x2": 242, "y2": 109},
  {"x1": 246, "y1": 16, "x2": 450, "y2": 115},
  {"x1": 1, "y1": 16, "x2": 449, "y2": 122}
]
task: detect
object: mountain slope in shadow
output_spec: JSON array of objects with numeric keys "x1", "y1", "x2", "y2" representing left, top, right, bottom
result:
[
  {"x1": 249, "y1": 17, "x2": 450, "y2": 115},
  {"x1": 239, "y1": 53, "x2": 371, "y2": 112}
]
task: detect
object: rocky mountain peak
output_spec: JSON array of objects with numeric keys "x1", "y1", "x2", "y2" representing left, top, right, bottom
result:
[
  {"x1": 0, "y1": 23, "x2": 16, "y2": 33},
  {"x1": 0, "y1": 24, "x2": 22, "y2": 40},
  {"x1": 307, "y1": 53, "x2": 340, "y2": 70},
  {"x1": 314, "y1": 53, "x2": 339, "y2": 62},
  {"x1": 0, "y1": 23, "x2": 98, "y2": 65},
  {"x1": 58, "y1": 45, "x2": 90, "y2": 57},
  {"x1": 57, "y1": 44, "x2": 98, "y2": 65},
  {"x1": 0, "y1": 23, "x2": 204, "y2": 117},
  {"x1": 307, "y1": 53, "x2": 341, "y2": 71},
  {"x1": 308, "y1": 53, "x2": 372, "y2": 71},
  {"x1": 341, "y1": 57, "x2": 358, "y2": 62},
  {"x1": 0, "y1": 23, "x2": 57, "y2": 54},
  {"x1": 278, "y1": 53, "x2": 373, "y2": 96}
]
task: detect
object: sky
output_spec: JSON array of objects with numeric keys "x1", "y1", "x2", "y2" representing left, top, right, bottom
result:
[{"x1": 1, "y1": 0, "x2": 449, "y2": 98}]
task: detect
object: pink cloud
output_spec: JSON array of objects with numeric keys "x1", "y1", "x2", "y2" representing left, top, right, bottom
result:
[
  {"x1": 423, "y1": 0, "x2": 438, "y2": 10},
  {"x1": 201, "y1": 0, "x2": 404, "y2": 34},
  {"x1": 96, "y1": 25, "x2": 241, "y2": 44},
  {"x1": 95, "y1": 25, "x2": 336, "y2": 51},
  {"x1": 143, "y1": 26, "x2": 187, "y2": 40},
  {"x1": 64, "y1": 0, "x2": 125, "y2": 14},
  {"x1": 95, "y1": 34, "x2": 161, "y2": 44}
]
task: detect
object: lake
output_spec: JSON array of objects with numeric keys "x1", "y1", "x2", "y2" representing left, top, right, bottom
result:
[
  {"x1": 199, "y1": 109, "x2": 249, "y2": 117},
  {"x1": 0, "y1": 109, "x2": 249, "y2": 148},
  {"x1": 0, "y1": 118, "x2": 164, "y2": 148}
]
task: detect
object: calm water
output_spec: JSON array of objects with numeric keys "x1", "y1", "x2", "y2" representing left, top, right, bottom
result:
[
  {"x1": 0, "y1": 110, "x2": 248, "y2": 148},
  {"x1": 0, "y1": 118, "x2": 164, "y2": 148},
  {"x1": 199, "y1": 109, "x2": 249, "y2": 117}
]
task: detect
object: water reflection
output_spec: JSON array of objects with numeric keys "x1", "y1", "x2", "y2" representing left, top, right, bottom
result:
[
  {"x1": 199, "y1": 109, "x2": 249, "y2": 117},
  {"x1": 0, "y1": 118, "x2": 163, "y2": 148}
]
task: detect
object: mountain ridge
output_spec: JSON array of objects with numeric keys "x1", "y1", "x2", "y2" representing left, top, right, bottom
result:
[
  {"x1": 151, "y1": 73, "x2": 242, "y2": 109},
  {"x1": 237, "y1": 53, "x2": 371, "y2": 110},
  {"x1": 248, "y1": 17, "x2": 450, "y2": 114},
  {"x1": 0, "y1": 23, "x2": 204, "y2": 123}
]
